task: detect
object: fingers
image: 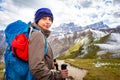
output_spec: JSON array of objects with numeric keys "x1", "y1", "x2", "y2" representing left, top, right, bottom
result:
[{"x1": 60, "y1": 69, "x2": 68, "y2": 78}]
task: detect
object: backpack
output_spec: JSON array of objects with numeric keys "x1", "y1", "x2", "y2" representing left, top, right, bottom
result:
[{"x1": 4, "y1": 20, "x2": 48, "y2": 80}]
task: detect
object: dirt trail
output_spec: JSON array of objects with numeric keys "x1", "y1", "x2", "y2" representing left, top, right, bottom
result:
[{"x1": 57, "y1": 60, "x2": 87, "y2": 80}]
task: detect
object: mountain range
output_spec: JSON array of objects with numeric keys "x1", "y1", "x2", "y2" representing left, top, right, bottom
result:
[
  {"x1": 51, "y1": 27, "x2": 120, "y2": 59},
  {"x1": 51, "y1": 21, "x2": 109, "y2": 36},
  {"x1": 0, "y1": 21, "x2": 120, "y2": 61},
  {"x1": 49, "y1": 21, "x2": 120, "y2": 59}
]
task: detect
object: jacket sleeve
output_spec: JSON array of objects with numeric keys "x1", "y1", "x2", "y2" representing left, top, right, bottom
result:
[{"x1": 28, "y1": 31, "x2": 62, "y2": 80}]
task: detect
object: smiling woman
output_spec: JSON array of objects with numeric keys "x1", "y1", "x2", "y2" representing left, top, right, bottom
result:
[{"x1": 3, "y1": 7, "x2": 68, "y2": 80}]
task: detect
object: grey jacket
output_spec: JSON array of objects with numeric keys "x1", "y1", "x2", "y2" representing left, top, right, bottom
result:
[{"x1": 28, "y1": 24, "x2": 62, "y2": 80}]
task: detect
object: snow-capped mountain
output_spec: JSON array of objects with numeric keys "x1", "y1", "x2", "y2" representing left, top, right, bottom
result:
[
  {"x1": 0, "y1": 30, "x2": 6, "y2": 62},
  {"x1": 90, "y1": 29, "x2": 120, "y2": 59},
  {"x1": 0, "y1": 30, "x2": 6, "y2": 48},
  {"x1": 85, "y1": 21, "x2": 109, "y2": 29},
  {"x1": 51, "y1": 21, "x2": 109, "y2": 36},
  {"x1": 50, "y1": 27, "x2": 120, "y2": 59}
]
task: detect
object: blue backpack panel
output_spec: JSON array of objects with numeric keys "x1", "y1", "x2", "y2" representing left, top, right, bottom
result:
[
  {"x1": 4, "y1": 20, "x2": 36, "y2": 80},
  {"x1": 4, "y1": 20, "x2": 48, "y2": 80}
]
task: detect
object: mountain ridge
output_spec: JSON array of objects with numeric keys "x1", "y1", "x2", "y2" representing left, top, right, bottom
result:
[{"x1": 0, "y1": 21, "x2": 120, "y2": 61}]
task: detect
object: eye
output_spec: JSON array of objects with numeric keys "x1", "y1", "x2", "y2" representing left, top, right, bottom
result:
[
  {"x1": 49, "y1": 18, "x2": 52, "y2": 22},
  {"x1": 41, "y1": 17, "x2": 52, "y2": 22}
]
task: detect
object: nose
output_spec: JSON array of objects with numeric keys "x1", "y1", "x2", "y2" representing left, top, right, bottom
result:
[{"x1": 46, "y1": 19, "x2": 52, "y2": 25}]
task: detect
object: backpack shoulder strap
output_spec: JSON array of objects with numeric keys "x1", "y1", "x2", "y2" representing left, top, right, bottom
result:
[
  {"x1": 44, "y1": 38, "x2": 48, "y2": 56},
  {"x1": 28, "y1": 25, "x2": 33, "y2": 39}
]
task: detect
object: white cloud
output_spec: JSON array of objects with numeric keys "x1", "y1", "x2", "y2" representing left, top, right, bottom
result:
[{"x1": 0, "y1": 0, "x2": 120, "y2": 30}]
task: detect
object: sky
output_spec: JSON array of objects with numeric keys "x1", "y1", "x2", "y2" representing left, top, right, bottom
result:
[{"x1": 0, "y1": 0, "x2": 120, "y2": 30}]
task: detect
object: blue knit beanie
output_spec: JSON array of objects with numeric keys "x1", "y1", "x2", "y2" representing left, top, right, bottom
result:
[{"x1": 35, "y1": 8, "x2": 54, "y2": 24}]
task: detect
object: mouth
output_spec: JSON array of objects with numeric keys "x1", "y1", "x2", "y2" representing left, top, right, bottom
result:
[
  {"x1": 45, "y1": 26, "x2": 49, "y2": 29},
  {"x1": 45, "y1": 25, "x2": 50, "y2": 28}
]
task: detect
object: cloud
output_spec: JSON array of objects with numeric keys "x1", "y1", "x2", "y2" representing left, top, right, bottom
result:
[
  {"x1": 113, "y1": 12, "x2": 120, "y2": 18},
  {"x1": 0, "y1": 6, "x2": 3, "y2": 11},
  {"x1": 80, "y1": 1, "x2": 92, "y2": 8},
  {"x1": 114, "y1": 0, "x2": 120, "y2": 5},
  {"x1": 0, "y1": 0, "x2": 33, "y2": 26},
  {"x1": 0, "y1": 0, "x2": 120, "y2": 30},
  {"x1": 0, "y1": 0, "x2": 68, "y2": 29},
  {"x1": 11, "y1": 0, "x2": 53, "y2": 8},
  {"x1": 12, "y1": 0, "x2": 38, "y2": 8}
]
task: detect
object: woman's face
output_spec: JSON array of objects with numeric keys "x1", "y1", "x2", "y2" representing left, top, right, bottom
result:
[{"x1": 37, "y1": 16, "x2": 52, "y2": 30}]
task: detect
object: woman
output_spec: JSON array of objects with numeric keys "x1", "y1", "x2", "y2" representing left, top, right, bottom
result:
[{"x1": 29, "y1": 8, "x2": 68, "y2": 80}]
